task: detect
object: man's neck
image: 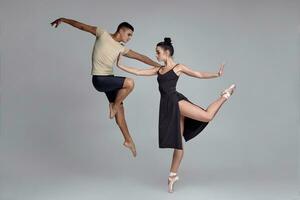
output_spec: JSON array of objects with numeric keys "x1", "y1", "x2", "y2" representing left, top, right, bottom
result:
[{"x1": 110, "y1": 32, "x2": 122, "y2": 43}]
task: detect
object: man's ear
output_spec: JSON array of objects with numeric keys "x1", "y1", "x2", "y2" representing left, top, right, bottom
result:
[{"x1": 119, "y1": 28, "x2": 126, "y2": 34}]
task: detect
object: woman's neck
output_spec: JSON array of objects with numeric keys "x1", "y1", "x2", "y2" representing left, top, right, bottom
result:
[{"x1": 164, "y1": 57, "x2": 176, "y2": 68}]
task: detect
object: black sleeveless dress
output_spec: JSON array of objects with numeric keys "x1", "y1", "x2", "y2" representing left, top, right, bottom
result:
[{"x1": 157, "y1": 64, "x2": 209, "y2": 149}]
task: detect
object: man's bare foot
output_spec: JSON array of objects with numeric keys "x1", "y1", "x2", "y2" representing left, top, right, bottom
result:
[
  {"x1": 123, "y1": 141, "x2": 137, "y2": 157},
  {"x1": 109, "y1": 103, "x2": 118, "y2": 119}
]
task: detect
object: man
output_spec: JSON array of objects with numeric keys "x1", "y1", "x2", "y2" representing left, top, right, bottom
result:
[{"x1": 50, "y1": 18, "x2": 161, "y2": 157}]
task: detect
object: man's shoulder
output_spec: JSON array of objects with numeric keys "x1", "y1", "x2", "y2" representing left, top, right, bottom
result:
[{"x1": 96, "y1": 26, "x2": 107, "y2": 37}]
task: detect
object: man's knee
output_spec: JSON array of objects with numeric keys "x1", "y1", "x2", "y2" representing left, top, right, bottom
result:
[{"x1": 123, "y1": 78, "x2": 135, "y2": 89}]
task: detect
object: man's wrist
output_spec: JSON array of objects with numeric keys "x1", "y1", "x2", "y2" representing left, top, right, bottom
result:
[{"x1": 61, "y1": 18, "x2": 68, "y2": 23}]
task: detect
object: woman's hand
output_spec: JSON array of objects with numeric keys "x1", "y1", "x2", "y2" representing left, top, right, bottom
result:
[
  {"x1": 116, "y1": 53, "x2": 159, "y2": 76},
  {"x1": 218, "y1": 62, "x2": 225, "y2": 77},
  {"x1": 117, "y1": 53, "x2": 123, "y2": 67}
]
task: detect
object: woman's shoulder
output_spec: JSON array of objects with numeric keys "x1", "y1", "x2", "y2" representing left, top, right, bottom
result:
[
  {"x1": 173, "y1": 63, "x2": 185, "y2": 76},
  {"x1": 173, "y1": 63, "x2": 184, "y2": 70}
]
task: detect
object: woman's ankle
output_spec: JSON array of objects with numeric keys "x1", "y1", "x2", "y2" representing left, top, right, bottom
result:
[{"x1": 169, "y1": 172, "x2": 177, "y2": 177}]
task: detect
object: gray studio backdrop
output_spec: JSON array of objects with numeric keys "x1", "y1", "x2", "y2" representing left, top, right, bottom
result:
[{"x1": 0, "y1": 0, "x2": 299, "y2": 199}]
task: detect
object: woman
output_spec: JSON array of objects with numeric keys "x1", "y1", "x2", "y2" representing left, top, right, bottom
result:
[{"x1": 116, "y1": 37, "x2": 236, "y2": 192}]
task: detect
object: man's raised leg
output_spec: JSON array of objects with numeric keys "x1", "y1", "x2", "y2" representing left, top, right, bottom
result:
[{"x1": 109, "y1": 78, "x2": 134, "y2": 119}]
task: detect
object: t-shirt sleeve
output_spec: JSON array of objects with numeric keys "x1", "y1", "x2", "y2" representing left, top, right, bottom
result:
[
  {"x1": 121, "y1": 46, "x2": 130, "y2": 55},
  {"x1": 95, "y1": 27, "x2": 105, "y2": 37}
]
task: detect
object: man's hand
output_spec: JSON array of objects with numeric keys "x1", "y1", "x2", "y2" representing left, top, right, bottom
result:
[{"x1": 51, "y1": 18, "x2": 63, "y2": 28}]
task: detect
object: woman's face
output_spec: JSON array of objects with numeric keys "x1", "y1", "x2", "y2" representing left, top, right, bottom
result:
[{"x1": 156, "y1": 46, "x2": 169, "y2": 62}]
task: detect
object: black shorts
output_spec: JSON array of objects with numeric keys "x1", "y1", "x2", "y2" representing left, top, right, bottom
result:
[{"x1": 92, "y1": 75, "x2": 125, "y2": 104}]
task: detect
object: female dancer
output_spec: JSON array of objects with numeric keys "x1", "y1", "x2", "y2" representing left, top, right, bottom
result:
[{"x1": 116, "y1": 37, "x2": 236, "y2": 192}]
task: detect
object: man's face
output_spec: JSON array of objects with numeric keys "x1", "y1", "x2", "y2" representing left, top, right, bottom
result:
[{"x1": 120, "y1": 28, "x2": 133, "y2": 43}]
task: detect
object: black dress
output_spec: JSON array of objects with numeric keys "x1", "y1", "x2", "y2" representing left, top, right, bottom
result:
[{"x1": 157, "y1": 64, "x2": 209, "y2": 149}]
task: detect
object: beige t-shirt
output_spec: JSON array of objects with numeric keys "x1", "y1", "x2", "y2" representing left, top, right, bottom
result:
[{"x1": 91, "y1": 27, "x2": 130, "y2": 75}]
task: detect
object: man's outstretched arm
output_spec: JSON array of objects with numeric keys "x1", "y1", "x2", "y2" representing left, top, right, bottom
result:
[
  {"x1": 50, "y1": 18, "x2": 96, "y2": 36},
  {"x1": 124, "y1": 50, "x2": 162, "y2": 68}
]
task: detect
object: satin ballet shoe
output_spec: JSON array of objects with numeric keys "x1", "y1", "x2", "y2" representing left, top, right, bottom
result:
[
  {"x1": 221, "y1": 84, "x2": 236, "y2": 99},
  {"x1": 168, "y1": 173, "x2": 179, "y2": 193}
]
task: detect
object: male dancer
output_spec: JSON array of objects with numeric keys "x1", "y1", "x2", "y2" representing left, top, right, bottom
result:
[{"x1": 50, "y1": 18, "x2": 161, "y2": 157}]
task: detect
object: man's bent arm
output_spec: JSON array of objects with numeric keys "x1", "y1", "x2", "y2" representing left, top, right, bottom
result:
[{"x1": 124, "y1": 50, "x2": 161, "y2": 68}]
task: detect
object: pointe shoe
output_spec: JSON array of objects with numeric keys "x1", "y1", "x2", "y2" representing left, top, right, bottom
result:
[
  {"x1": 221, "y1": 84, "x2": 236, "y2": 99},
  {"x1": 168, "y1": 174, "x2": 179, "y2": 193}
]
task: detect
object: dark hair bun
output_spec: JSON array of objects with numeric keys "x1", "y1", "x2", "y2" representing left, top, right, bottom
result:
[
  {"x1": 156, "y1": 37, "x2": 174, "y2": 56},
  {"x1": 164, "y1": 37, "x2": 172, "y2": 45}
]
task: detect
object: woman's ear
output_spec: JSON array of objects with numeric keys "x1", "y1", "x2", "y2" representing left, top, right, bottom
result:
[{"x1": 166, "y1": 50, "x2": 171, "y2": 57}]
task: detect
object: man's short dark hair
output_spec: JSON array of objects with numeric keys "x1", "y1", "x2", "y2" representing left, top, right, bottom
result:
[{"x1": 117, "y1": 22, "x2": 134, "y2": 32}]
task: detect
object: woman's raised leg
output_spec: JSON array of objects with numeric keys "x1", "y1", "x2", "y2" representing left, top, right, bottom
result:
[{"x1": 179, "y1": 84, "x2": 236, "y2": 122}]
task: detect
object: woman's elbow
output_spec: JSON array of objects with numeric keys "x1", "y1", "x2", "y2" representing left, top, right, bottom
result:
[{"x1": 195, "y1": 72, "x2": 204, "y2": 78}]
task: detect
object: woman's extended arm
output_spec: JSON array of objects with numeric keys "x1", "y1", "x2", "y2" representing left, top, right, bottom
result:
[
  {"x1": 178, "y1": 63, "x2": 224, "y2": 79},
  {"x1": 116, "y1": 54, "x2": 160, "y2": 76}
]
